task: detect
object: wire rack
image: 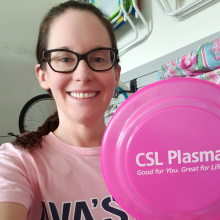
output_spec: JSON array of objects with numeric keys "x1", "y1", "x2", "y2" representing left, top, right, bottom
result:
[{"x1": 156, "y1": 0, "x2": 220, "y2": 21}]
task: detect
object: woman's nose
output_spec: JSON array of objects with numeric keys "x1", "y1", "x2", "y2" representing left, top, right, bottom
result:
[{"x1": 72, "y1": 60, "x2": 94, "y2": 82}]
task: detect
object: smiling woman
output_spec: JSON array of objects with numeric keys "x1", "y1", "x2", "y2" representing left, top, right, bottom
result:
[{"x1": 0, "y1": 1, "x2": 135, "y2": 220}]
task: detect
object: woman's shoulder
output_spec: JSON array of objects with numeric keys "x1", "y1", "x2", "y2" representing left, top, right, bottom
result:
[
  {"x1": 0, "y1": 139, "x2": 45, "y2": 168},
  {"x1": 0, "y1": 142, "x2": 36, "y2": 172},
  {"x1": 0, "y1": 142, "x2": 35, "y2": 213},
  {"x1": 0, "y1": 142, "x2": 26, "y2": 156}
]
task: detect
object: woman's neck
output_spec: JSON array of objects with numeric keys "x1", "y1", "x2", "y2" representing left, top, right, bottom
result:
[{"x1": 53, "y1": 116, "x2": 106, "y2": 148}]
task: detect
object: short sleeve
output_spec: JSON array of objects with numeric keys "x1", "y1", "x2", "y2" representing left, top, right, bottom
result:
[{"x1": 0, "y1": 143, "x2": 34, "y2": 211}]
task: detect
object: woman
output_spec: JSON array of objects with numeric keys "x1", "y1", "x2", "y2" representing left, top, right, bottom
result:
[{"x1": 0, "y1": 1, "x2": 135, "y2": 219}]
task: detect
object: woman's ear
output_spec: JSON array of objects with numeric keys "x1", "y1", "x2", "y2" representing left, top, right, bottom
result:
[
  {"x1": 35, "y1": 64, "x2": 50, "y2": 90},
  {"x1": 115, "y1": 64, "x2": 121, "y2": 88}
]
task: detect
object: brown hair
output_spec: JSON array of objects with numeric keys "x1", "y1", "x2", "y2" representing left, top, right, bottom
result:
[{"x1": 12, "y1": 1, "x2": 118, "y2": 150}]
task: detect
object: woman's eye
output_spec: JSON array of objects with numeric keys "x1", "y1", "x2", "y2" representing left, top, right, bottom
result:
[
  {"x1": 93, "y1": 57, "x2": 104, "y2": 62},
  {"x1": 60, "y1": 57, "x2": 72, "y2": 63}
]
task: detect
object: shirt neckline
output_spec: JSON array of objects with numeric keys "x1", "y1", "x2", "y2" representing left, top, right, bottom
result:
[{"x1": 44, "y1": 132, "x2": 101, "y2": 156}]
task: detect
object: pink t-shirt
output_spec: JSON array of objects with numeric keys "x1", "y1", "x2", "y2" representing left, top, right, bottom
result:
[{"x1": 0, "y1": 132, "x2": 135, "y2": 220}]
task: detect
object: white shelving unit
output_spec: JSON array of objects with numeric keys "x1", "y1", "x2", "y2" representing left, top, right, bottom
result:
[{"x1": 156, "y1": 0, "x2": 220, "y2": 21}]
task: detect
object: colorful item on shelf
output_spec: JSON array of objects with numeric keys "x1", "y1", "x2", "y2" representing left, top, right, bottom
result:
[
  {"x1": 91, "y1": 0, "x2": 120, "y2": 21},
  {"x1": 158, "y1": 38, "x2": 220, "y2": 85},
  {"x1": 129, "y1": 0, "x2": 141, "y2": 16},
  {"x1": 92, "y1": 0, "x2": 141, "y2": 30},
  {"x1": 113, "y1": 0, "x2": 141, "y2": 30},
  {"x1": 113, "y1": 15, "x2": 126, "y2": 30}
]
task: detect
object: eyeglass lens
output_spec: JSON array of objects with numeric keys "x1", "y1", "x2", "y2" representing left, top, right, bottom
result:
[{"x1": 48, "y1": 49, "x2": 115, "y2": 72}]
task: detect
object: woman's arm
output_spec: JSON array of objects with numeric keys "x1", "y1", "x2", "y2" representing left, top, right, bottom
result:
[
  {"x1": 0, "y1": 202, "x2": 27, "y2": 220},
  {"x1": 0, "y1": 143, "x2": 33, "y2": 219}
]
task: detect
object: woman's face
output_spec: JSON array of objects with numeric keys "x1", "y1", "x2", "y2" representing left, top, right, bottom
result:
[{"x1": 36, "y1": 9, "x2": 120, "y2": 125}]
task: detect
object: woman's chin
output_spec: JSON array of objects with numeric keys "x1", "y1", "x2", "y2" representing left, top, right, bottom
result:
[{"x1": 71, "y1": 113, "x2": 105, "y2": 125}]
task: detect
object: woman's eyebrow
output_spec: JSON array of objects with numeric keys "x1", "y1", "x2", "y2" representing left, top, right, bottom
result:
[
  {"x1": 56, "y1": 46, "x2": 70, "y2": 50},
  {"x1": 53, "y1": 46, "x2": 109, "y2": 52}
]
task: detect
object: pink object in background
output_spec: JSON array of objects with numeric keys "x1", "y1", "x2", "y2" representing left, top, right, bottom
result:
[
  {"x1": 211, "y1": 39, "x2": 220, "y2": 61},
  {"x1": 101, "y1": 78, "x2": 220, "y2": 220},
  {"x1": 158, "y1": 38, "x2": 220, "y2": 82}
]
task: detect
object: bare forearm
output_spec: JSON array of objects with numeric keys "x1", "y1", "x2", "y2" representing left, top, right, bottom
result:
[{"x1": 0, "y1": 202, "x2": 27, "y2": 220}]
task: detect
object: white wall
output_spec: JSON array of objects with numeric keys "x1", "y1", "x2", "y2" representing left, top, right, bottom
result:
[
  {"x1": 0, "y1": 0, "x2": 66, "y2": 144},
  {"x1": 0, "y1": 0, "x2": 220, "y2": 144}
]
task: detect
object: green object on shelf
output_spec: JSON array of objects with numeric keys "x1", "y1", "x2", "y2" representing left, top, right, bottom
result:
[
  {"x1": 91, "y1": 0, "x2": 120, "y2": 21},
  {"x1": 91, "y1": 0, "x2": 132, "y2": 21}
]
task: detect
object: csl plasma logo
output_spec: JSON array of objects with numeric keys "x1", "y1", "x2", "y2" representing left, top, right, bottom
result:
[
  {"x1": 40, "y1": 195, "x2": 129, "y2": 220},
  {"x1": 136, "y1": 150, "x2": 220, "y2": 166}
]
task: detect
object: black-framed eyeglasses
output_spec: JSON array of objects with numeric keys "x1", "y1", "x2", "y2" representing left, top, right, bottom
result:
[{"x1": 42, "y1": 47, "x2": 119, "y2": 73}]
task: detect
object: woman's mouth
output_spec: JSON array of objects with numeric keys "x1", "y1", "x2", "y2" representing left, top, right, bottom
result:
[{"x1": 68, "y1": 92, "x2": 98, "y2": 99}]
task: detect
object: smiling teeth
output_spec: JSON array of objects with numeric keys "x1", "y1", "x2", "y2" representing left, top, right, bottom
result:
[{"x1": 69, "y1": 92, "x2": 97, "y2": 99}]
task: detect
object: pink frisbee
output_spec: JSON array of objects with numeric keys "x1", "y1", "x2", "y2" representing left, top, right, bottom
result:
[{"x1": 101, "y1": 78, "x2": 220, "y2": 220}]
